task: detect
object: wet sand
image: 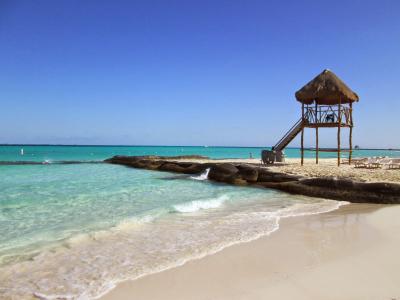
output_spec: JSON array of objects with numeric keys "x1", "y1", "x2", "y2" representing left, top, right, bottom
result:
[{"x1": 101, "y1": 203, "x2": 400, "y2": 300}]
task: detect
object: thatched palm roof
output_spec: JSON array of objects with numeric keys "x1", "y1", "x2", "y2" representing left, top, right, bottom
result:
[{"x1": 295, "y1": 69, "x2": 359, "y2": 105}]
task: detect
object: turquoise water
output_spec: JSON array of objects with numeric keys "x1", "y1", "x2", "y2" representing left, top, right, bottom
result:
[
  {"x1": 1, "y1": 145, "x2": 399, "y2": 162},
  {"x1": 0, "y1": 145, "x2": 358, "y2": 299},
  {"x1": 0, "y1": 163, "x2": 277, "y2": 265}
]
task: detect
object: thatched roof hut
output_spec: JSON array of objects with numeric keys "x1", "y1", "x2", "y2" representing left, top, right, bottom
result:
[{"x1": 295, "y1": 69, "x2": 359, "y2": 105}]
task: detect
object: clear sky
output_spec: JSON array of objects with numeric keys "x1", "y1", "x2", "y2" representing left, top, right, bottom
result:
[{"x1": 1, "y1": 0, "x2": 399, "y2": 148}]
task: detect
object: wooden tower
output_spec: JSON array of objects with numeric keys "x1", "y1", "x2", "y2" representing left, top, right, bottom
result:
[{"x1": 295, "y1": 69, "x2": 359, "y2": 166}]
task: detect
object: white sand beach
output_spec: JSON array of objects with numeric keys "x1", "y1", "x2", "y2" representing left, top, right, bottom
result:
[{"x1": 102, "y1": 203, "x2": 400, "y2": 300}]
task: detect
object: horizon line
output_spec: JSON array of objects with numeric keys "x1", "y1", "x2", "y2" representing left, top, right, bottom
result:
[{"x1": 0, "y1": 144, "x2": 398, "y2": 151}]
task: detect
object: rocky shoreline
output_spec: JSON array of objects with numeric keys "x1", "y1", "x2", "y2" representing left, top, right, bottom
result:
[{"x1": 105, "y1": 155, "x2": 400, "y2": 204}]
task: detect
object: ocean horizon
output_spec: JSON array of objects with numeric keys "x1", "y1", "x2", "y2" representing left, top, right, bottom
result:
[{"x1": 1, "y1": 145, "x2": 399, "y2": 163}]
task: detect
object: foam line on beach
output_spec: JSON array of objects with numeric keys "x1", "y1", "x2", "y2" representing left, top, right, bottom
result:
[
  {"x1": 0, "y1": 173, "x2": 347, "y2": 300},
  {"x1": 172, "y1": 194, "x2": 229, "y2": 213},
  {"x1": 93, "y1": 199, "x2": 345, "y2": 300}
]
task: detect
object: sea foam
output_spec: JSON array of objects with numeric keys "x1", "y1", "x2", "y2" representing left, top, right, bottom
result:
[
  {"x1": 173, "y1": 194, "x2": 229, "y2": 213},
  {"x1": 0, "y1": 197, "x2": 345, "y2": 300},
  {"x1": 190, "y1": 168, "x2": 210, "y2": 181},
  {"x1": 0, "y1": 161, "x2": 348, "y2": 300}
]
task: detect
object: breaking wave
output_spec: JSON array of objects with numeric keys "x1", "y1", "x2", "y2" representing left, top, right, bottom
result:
[
  {"x1": 190, "y1": 168, "x2": 210, "y2": 181},
  {"x1": 173, "y1": 195, "x2": 229, "y2": 213}
]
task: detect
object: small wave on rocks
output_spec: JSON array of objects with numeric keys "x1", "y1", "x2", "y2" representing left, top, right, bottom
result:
[{"x1": 190, "y1": 168, "x2": 210, "y2": 181}]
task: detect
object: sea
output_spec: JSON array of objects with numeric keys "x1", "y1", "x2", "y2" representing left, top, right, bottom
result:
[{"x1": 0, "y1": 145, "x2": 398, "y2": 299}]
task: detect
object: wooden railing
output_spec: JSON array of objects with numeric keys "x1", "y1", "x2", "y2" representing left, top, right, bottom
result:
[{"x1": 304, "y1": 105, "x2": 352, "y2": 126}]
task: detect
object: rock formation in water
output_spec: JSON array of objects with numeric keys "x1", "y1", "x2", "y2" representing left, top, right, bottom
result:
[{"x1": 105, "y1": 155, "x2": 400, "y2": 204}]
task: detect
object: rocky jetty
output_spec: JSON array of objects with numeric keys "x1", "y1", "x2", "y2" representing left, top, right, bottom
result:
[{"x1": 105, "y1": 155, "x2": 400, "y2": 204}]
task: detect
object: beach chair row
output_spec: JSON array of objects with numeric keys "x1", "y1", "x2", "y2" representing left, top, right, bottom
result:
[{"x1": 350, "y1": 157, "x2": 400, "y2": 169}]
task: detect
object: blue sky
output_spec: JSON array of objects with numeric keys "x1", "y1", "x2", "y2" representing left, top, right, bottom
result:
[{"x1": 0, "y1": 0, "x2": 399, "y2": 147}]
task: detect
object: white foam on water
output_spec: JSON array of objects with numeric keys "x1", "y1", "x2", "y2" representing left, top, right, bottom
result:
[
  {"x1": 65, "y1": 214, "x2": 160, "y2": 248},
  {"x1": 278, "y1": 199, "x2": 349, "y2": 218},
  {"x1": 173, "y1": 194, "x2": 229, "y2": 213},
  {"x1": 112, "y1": 214, "x2": 157, "y2": 231},
  {"x1": 0, "y1": 196, "x2": 347, "y2": 300},
  {"x1": 190, "y1": 168, "x2": 210, "y2": 181},
  {"x1": 65, "y1": 232, "x2": 93, "y2": 246},
  {"x1": 33, "y1": 292, "x2": 75, "y2": 300}
]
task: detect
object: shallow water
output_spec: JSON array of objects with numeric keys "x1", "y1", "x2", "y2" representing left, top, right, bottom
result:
[
  {"x1": 0, "y1": 164, "x2": 273, "y2": 265},
  {"x1": 0, "y1": 143, "x2": 368, "y2": 300},
  {"x1": 0, "y1": 161, "x2": 347, "y2": 299}
]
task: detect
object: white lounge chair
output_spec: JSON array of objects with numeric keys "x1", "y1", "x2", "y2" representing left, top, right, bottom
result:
[
  {"x1": 366, "y1": 157, "x2": 382, "y2": 169},
  {"x1": 389, "y1": 158, "x2": 400, "y2": 170},
  {"x1": 379, "y1": 158, "x2": 392, "y2": 169},
  {"x1": 354, "y1": 158, "x2": 369, "y2": 168}
]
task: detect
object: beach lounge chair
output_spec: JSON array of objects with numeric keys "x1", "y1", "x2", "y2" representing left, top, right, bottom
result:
[
  {"x1": 379, "y1": 158, "x2": 392, "y2": 169},
  {"x1": 354, "y1": 157, "x2": 384, "y2": 169},
  {"x1": 354, "y1": 158, "x2": 368, "y2": 168},
  {"x1": 343, "y1": 157, "x2": 363, "y2": 165},
  {"x1": 366, "y1": 157, "x2": 382, "y2": 169},
  {"x1": 389, "y1": 158, "x2": 400, "y2": 169}
]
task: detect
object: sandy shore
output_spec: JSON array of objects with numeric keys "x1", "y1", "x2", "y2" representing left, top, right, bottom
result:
[
  {"x1": 101, "y1": 203, "x2": 400, "y2": 300},
  {"x1": 173, "y1": 157, "x2": 400, "y2": 183}
]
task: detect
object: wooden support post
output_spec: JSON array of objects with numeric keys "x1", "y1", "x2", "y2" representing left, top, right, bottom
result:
[
  {"x1": 301, "y1": 103, "x2": 304, "y2": 166},
  {"x1": 315, "y1": 102, "x2": 319, "y2": 164},
  {"x1": 349, "y1": 102, "x2": 353, "y2": 165},
  {"x1": 337, "y1": 98, "x2": 341, "y2": 166}
]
